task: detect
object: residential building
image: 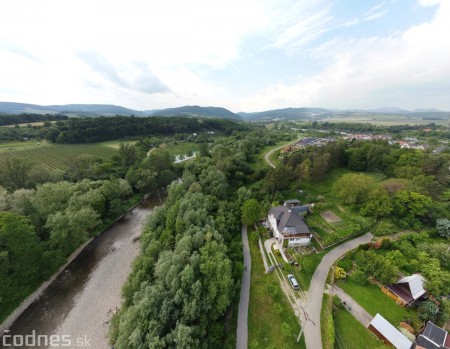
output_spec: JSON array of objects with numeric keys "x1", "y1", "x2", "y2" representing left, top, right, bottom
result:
[{"x1": 268, "y1": 201, "x2": 313, "y2": 248}]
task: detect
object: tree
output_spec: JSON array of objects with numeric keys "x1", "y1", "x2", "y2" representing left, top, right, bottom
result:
[
  {"x1": 119, "y1": 143, "x2": 142, "y2": 167},
  {"x1": 436, "y1": 218, "x2": 450, "y2": 239},
  {"x1": 332, "y1": 173, "x2": 375, "y2": 205},
  {"x1": 392, "y1": 190, "x2": 432, "y2": 228},
  {"x1": 360, "y1": 188, "x2": 393, "y2": 218},
  {"x1": 0, "y1": 157, "x2": 33, "y2": 189},
  {"x1": 418, "y1": 301, "x2": 439, "y2": 321},
  {"x1": 241, "y1": 199, "x2": 262, "y2": 226},
  {"x1": 0, "y1": 186, "x2": 8, "y2": 211}
]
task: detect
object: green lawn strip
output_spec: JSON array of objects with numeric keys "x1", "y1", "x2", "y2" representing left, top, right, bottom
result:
[
  {"x1": 296, "y1": 252, "x2": 325, "y2": 290},
  {"x1": 334, "y1": 306, "x2": 389, "y2": 349},
  {"x1": 248, "y1": 237, "x2": 306, "y2": 349},
  {"x1": 101, "y1": 140, "x2": 138, "y2": 149},
  {"x1": 336, "y1": 279, "x2": 419, "y2": 328},
  {"x1": 321, "y1": 294, "x2": 335, "y2": 349}
]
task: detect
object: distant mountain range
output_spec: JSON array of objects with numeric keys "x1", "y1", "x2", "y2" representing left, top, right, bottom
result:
[
  {"x1": 0, "y1": 102, "x2": 242, "y2": 120},
  {"x1": 0, "y1": 102, "x2": 448, "y2": 121}
]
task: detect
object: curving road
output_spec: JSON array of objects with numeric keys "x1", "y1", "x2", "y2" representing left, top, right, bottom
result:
[
  {"x1": 302, "y1": 233, "x2": 373, "y2": 349},
  {"x1": 236, "y1": 225, "x2": 251, "y2": 349},
  {"x1": 264, "y1": 138, "x2": 301, "y2": 169}
]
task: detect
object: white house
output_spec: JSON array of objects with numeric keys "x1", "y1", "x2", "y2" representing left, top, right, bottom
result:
[{"x1": 268, "y1": 202, "x2": 312, "y2": 248}]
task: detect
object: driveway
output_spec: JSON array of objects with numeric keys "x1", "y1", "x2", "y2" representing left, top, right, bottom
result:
[
  {"x1": 328, "y1": 285, "x2": 373, "y2": 327},
  {"x1": 236, "y1": 225, "x2": 251, "y2": 349},
  {"x1": 302, "y1": 233, "x2": 373, "y2": 349}
]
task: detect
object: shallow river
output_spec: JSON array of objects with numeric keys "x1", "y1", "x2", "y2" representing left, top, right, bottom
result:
[{"x1": 1, "y1": 192, "x2": 165, "y2": 349}]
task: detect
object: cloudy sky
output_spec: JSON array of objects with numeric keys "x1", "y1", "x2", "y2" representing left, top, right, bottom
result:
[{"x1": 0, "y1": 0, "x2": 449, "y2": 112}]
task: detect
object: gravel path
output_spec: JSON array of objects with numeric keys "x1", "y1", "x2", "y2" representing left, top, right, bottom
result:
[
  {"x1": 328, "y1": 284, "x2": 373, "y2": 327},
  {"x1": 236, "y1": 225, "x2": 250, "y2": 349},
  {"x1": 50, "y1": 208, "x2": 151, "y2": 349}
]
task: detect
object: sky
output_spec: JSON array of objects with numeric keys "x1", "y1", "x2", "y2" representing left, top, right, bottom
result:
[{"x1": 0, "y1": 0, "x2": 449, "y2": 112}]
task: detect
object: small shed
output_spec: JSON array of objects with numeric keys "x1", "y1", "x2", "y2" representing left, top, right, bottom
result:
[
  {"x1": 369, "y1": 314, "x2": 412, "y2": 349},
  {"x1": 385, "y1": 274, "x2": 426, "y2": 307}
]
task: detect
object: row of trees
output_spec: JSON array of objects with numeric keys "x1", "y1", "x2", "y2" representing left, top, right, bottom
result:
[{"x1": 0, "y1": 113, "x2": 68, "y2": 126}]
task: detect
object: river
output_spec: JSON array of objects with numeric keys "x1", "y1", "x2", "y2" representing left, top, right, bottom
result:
[{"x1": 0, "y1": 192, "x2": 165, "y2": 349}]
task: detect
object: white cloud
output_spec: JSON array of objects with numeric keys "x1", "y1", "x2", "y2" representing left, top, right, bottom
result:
[{"x1": 242, "y1": 0, "x2": 450, "y2": 110}]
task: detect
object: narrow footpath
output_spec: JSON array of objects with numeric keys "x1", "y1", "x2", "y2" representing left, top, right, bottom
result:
[{"x1": 236, "y1": 225, "x2": 251, "y2": 349}]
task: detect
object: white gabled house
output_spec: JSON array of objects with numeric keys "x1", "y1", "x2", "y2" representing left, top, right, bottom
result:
[{"x1": 268, "y1": 200, "x2": 313, "y2": 248}]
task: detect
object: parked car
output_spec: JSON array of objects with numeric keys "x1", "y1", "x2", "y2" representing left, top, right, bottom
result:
[{"x1": 287, "y1": 274, "x2": 299, "y2": 290}]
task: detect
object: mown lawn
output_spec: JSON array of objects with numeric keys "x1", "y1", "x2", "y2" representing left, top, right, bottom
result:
[
  {"x1": 336, "y1": 279, "x2": 419, "y2": 328},
  {"x1": 334, "y1": 307, "x2": 389, "y2": 349},
  {"x1": 248, "y1": 236, "x2": 306, "y2": 349}
]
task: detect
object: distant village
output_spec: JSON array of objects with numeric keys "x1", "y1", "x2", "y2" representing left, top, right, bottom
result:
[{"x1": 280, "y1": 130, "x2": 449, "y2": 155}]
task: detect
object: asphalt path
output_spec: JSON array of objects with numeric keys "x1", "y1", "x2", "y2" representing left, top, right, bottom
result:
[
  {"x1": 236, "y1": 225, "x2": 251, "y2": 349},
  {"x1": 302, "y1": 233, "x2": 373, "y2": 349}
]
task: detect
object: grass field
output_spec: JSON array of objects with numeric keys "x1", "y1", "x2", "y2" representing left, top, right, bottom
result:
[
  {"x1": 0, "y1": 140, "x2": 48, "y2": 152},
  {"x1": 248, "y1": 234, "x2": 306, "y2": 349},
  {"x1": 334, "y1": 306, "x2": 389, "y2": 349},
  {"x1": 0, "y1": 143, "x2": 118, "y2": 170},
  {"x1": 336, "y1": 279, "x2": 419, "y2": 329}
]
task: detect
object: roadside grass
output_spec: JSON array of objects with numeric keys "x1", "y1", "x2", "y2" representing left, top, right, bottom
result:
[
  {"x1": 336, "y1": 279, "x2": 420, "y2": 329},
  {"x1": 248, "y1": 236, "x2": 306, "y2": 349},
  {"x1": 334, "y1": 306, "x2": 389, "y2": 349},
  {"x1": 321, "y1": 294, "x2": 335, "y2": 349},
  {"x1": 296, "y1": 251, "x2": 325, "y2": 290}
]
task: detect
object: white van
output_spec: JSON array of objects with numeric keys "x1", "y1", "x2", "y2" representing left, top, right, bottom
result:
[{"x1": 287, "y1": 274, "x2": 299, "y2": 290}]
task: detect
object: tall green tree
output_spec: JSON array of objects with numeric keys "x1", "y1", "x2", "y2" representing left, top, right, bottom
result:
[{"x1": 241, "y1": 199, "x2": 262, "y2": 226}]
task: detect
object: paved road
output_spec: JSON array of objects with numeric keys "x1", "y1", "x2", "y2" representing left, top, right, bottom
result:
[
  {"x1": 264, "y1": 138, "x2": 301, "y2": 169},
  {"x1": 328, "y1": 285, "x2": 373, "y2": 327},
  {"x1": 302, "y1": 233, "x2": 373, "y2": 349},
  {"x1": 236, "y1": 225, "x2": 251, "y2": 349}
]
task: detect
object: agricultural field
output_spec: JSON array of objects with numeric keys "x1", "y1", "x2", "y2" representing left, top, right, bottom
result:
[
  {"x1": 0, "y1": 143, "x2": 118, "y2": 170},
  {"x1": 320, "y1": 114, "x2": 450, "y2": 126}
]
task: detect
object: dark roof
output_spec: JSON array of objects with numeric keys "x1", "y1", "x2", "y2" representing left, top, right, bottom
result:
[
  {"x1": 416, "y1": 335, "x2": 440, "y2": 349},
  {"x1": 423, "y1": 322, "x2": 448, "y2": 347},
  {"x1": 290, "y1": 205, "x2": 310, "y2": 213},
  {"x1": 387, "y1": 284, "x2": 414, "y2": 304},
  {"x1": 269, "y1": 206, "x2": 310, "y2": 236}
]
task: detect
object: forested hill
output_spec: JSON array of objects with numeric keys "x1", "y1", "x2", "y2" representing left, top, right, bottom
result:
[
  {"x1": 46, "y1": 116, "x2": 248, "y2": 143},
  {"x1": 148, "y1": 105, "x2": 241, "y2": 120},
  {"x1": 238, "y1": 107, "x2": 331, "y2": 120}
]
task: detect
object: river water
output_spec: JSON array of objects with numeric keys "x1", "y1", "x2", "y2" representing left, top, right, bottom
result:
[{"x1": 1, "y1": 192, "x2": 165, "y2": 349}]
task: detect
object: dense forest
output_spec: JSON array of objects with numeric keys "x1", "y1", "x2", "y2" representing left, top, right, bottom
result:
[
  {"x1": 0, "y1": 113, "x2": 69, "y2": 126},
  {"x1": 45, "y1": 116, "x2": 249, "y2": 143}
]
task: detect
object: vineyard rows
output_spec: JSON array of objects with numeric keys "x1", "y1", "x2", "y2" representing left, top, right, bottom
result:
[{"x1": 0, "y1": 144, "x2": 118, "y2": 170}]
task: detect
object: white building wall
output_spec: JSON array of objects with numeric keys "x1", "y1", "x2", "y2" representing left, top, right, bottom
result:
[
  {"x1": 286, "y1": 237, "x2": 311, "y2": 247},
  {"x1": 268, "y1": 214, "x2": 280, "y2": 239}
]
